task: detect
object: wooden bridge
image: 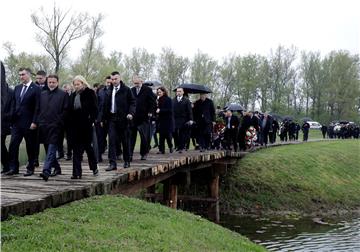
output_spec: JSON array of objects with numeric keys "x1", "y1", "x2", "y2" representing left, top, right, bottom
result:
[{"x1": 1, "y1": 142, "x2": 306, "y2": 221}]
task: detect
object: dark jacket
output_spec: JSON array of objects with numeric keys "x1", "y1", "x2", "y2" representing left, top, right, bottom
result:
[
  {"x1": 1, "y1": 86, "x2": 14, "y2": 135},
  {"x1": 193, "y1": 98, "x2": 215, "y2": 127},
  {"x1": 11, "y1": 82, "x2": 41, "y2": 129},
  {"x1": 69, "y1": 87, "x2": 98, "y2": 144},
  {"x1": 96, "y1": 86, "x2": 109, "y2": 123},
  {"x1": 131, "y1": 85, "x2": 156, "y2": 126},
  {"x1": 103, "y1": 82, "x2": 136, "y2": 127},
  {"x1": 172, "y1": 96, "x2": 193, "y2": 129},
  {"x1": 225, "y1": 115, "x2": 240, "y2": 130},
  {"x1": 38, "y1": 87, "x2": 69, "y2": 144},
  {"x1": 261, "y1": 115, "x2": 272, "y2": 133},
  {"x1": 157, "y1": 96, "x2": 174, "y2": 134}
]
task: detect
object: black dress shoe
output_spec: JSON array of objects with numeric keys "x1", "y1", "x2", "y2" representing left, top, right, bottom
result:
[
  {"x1": 105, "y1": 165, "x2": 117, "y2": 171},
  {"x1": 1, "y1": 169, "x2": 10, "y2": 174},
  {"x1": 5, "y1": 170, "x2": 19, "y2": 175},
  {"x1": 141, "y1": 155, "x2": 147, "y2": 160},
  {"x1": 24, "y1": 170, "x2": 34, "y2": 177},
  {"x1": 34, "y1": 161, "x2": 40, "y2": 167},
  {"x1": 50, "y1": 170, "x2": 62, "y2": 177},
  {"x1": 39, "y1": 173, "x2": 49, "y2": 181},
  {"x1": 93, "y1": 169, "x2": 99, "y2": 176},
  {"x1": 71, "y1": 175, "x2": 81, "y2": 179},
  {"x1": 169, "y1": 148, "x2": 173, "y2": 153},
  {"x1": 156, "y1": 151, "x2": 164, "y2": 154},
  {"x1": 65, "y1": 156, "x2": 72, "y2": 161},
  {"x1": 123, "y1": 162, "x2": 130, "y2": 168}
]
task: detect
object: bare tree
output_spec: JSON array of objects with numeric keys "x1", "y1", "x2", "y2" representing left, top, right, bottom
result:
[{"x1": 31, "y1": 5, "x2": 90, "y2": 73}]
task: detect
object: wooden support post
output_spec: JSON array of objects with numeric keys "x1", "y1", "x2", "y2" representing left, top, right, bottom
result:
[
  {"x1": 146, "y1": 185, "x2": 156, "y2": 202},
  {"x1": 208, "y1": 175, "x2": 220, "y2": 223},
  {"x1": 169, "y1": 184, "x2": 178, "y2": 209},
  {"x1": 163, "y1": 179, "x2": 178, "y2": 209}
]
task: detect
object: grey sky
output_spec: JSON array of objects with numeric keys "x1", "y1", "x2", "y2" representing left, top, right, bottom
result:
[{"x1": 0, "y1": 0, "x2": 359, "y2": 61}]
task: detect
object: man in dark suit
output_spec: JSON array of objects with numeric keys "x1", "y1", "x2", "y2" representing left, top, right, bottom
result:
[
  {"x1": 35, "y1": 70, "x2": 48, "y2": 90},
  {"x1": 302, "y1": 121, "x2": 310, "y2": 141},
  {"x1": 103, "y1": 71, "x2": 136, "y2": 169},
  {"x1": 173, "y1": 88, "x2": 193, "y2": 153},
  {"x1": 224, "y1": 109, "x2": 240, "y2": 151},
  {"x1": 34, "y1": 70, "x2": 48, "y2": 165},
  {"x1": 1, "y1": 61, "x2": 14, "y2": 173},
  {"x1": 260, "y1": 112, "x2": 272, "y2": 146},
  {"x1": 38, "y1": 75, "x2": 69, "y2": 181},
  {"x1": 193, "y1": 94, "x2": 215, "y2": 152},
  {"x1": 130, "y1": 75, "x2": 156, "y2": 160},
  {"x1": 5, "y1": 68, "x2": 41, "y2": 176}
]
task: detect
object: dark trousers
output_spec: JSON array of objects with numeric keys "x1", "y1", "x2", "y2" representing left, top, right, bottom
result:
[
  {"x1": 238, "y1": 129, "x2": 246, "y2": 151},
  {"x1": 303, "y1": 130, "x2": 309, "y2": 141},
  {"x1": 96, "y1": 122, "x2": 107, "y2": 161},
  {"x1": 159, "y1": 132, "x2": 173, "y2": 153},
  {"x1": 197, "y1": 124, "x2": 212, "y2": 150},
  {"x1": 261, "y1": 130, "x2": 269, "y2": 145},
  {"x1": 130, "y1": 121, "x2": 151, "y2": 157},
  {"x1": 8, "y1": 127, "x2": 37, "y2": 172},
  {"x1": 108, "y1": 120, "x2": 130, "y2": 166},
  {"x1": 1, "y1": 134, "x2": 10, "y2": 172},
  {"x1": 151, "y1": 122, "x2": 158, "y2": 147},
  {"x1": 42, "y1": 144, "x2": 60, "y2": 176},
  {"x1": 72, "y1": 142, "x2": 97, "y2": 177},
  {"x1": 224, "y1": 129, "x2": 238, "y2": 151},
  {"x1": 173, "y1": 126, "x2": 189, "y2": 151}
]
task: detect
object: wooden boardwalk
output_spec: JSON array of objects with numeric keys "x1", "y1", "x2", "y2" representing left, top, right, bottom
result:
[
  {"x1": 1, "y1": 140, "x2": 322, "y2": 221},
  {"x1": 1, "y1": 149, "x2": 235, "y2": 220}
]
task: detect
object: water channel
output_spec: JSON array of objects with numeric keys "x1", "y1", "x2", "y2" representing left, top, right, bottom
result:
[{"x1": 220, "y1": 214, "x2": 360, "y2": 251}]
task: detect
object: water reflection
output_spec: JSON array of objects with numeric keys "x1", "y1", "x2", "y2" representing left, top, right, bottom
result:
[{"x1": 221, "y1": 215, "x2": 360, "y2": 251}]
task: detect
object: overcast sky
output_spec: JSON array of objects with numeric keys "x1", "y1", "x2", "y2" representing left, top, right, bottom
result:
[{"x1": 0, "y1": 0, "x2": 359, "y2": 61}]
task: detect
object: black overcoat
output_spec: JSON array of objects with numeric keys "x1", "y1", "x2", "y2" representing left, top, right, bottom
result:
[
  {"x1": 69, "y1": 87, "x2": 98, "y2": 144},
  {"x1": 131, "y1": 85, "x2": 156, "y2": 126},
  {"x1": 157, "y1": 96, "x2": 174, "y2": 134},
  {"x1": 172, "y1": 96, "x2": 193, "y2": 129},
  {"x1": 38, "y1": 87, "x2": 69, "y2": 144},
  {"x1": 102, "y1": 82, "x2": 136, "y2": 128}
]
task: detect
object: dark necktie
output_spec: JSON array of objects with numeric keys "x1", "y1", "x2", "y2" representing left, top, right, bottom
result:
[{"x1": 20, "y1": 85, "x2": 28, "y2": 101}]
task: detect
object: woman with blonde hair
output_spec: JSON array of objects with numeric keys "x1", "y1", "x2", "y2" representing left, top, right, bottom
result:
[{"x1": 68, "y1": 75, "x2": 99, "y2": 179}]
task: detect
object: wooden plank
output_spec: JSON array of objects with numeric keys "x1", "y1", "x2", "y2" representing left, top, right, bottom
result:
[{"x1": 1, "y1": 148, "x2": 246, "y2": 220}]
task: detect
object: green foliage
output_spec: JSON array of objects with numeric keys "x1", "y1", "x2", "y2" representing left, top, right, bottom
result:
[
  {"x1": 221, "y1": 140, "x2": 360, "y2": 214},
  {"x1": 1, "y1": 196, "x2": 265, "y2": 252},
  {"x1": 157, "y1": 47, "x2": 189, "y2": 94}
]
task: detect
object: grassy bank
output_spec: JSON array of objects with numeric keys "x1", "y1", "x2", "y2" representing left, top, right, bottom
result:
[
  {"x1": 221, "y1": 140, "x2": 360, "y2": 215},
  {"x1": 1, "y1": 195, "x2": 265, "y2": 252}
]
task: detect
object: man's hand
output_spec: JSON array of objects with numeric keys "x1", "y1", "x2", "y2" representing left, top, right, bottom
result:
[
  {"x1": 127, "y1": 114, "x2": 133, "y2": 120},
  {"x1": 30, "y1": 123, "x2": 37, "y2": 130}
]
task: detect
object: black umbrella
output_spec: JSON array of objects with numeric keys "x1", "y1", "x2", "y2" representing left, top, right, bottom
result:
[
  {"x1": 224, "y1": 103, "x2": 244, "y2": 111},
  {"x1": 173, "y1": 83, "x2": 212, "y2": 94},
  {"x1": 283, "y1": 115, "x2": 294, "y2": 121},
  {"x1": 270, "y1": 113, "x2": 283, "y2": 121},
  {"x1": 143, "y1": 80, "x2": 162, "y2": 87}
]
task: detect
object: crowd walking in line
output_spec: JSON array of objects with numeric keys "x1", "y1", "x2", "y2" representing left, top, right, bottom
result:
[{"x1": 1, "y1": 62, "x2": 359, "y2": 181}]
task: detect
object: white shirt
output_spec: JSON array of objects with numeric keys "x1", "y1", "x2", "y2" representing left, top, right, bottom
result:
[
  {"x1": 111, "y1": 86, "x2": 119, "y2": 113},
  {"x1": 177, "y1": 96, "x2": 183, "y2": 102}
]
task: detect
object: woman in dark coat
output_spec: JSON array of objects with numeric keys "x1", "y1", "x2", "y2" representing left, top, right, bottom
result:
[
  {"x1": 156, "y1": 86, "x2": 174, "y2": 154},
  {"x1": 69, "y1": 75, "x2": 98, "y2": 179}
]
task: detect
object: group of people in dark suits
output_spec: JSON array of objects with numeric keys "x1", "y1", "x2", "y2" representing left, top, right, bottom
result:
[{"x1": 0, "y1": 64, "x2": 218, "y2": 180}]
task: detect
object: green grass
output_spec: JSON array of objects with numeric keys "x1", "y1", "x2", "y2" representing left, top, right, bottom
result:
[
  {"x1": 1, "y1": 195, "x2": 266, "y2": 252},
  {"x1": 221, "y1": 140, "x2": 360, "y2": 214}
]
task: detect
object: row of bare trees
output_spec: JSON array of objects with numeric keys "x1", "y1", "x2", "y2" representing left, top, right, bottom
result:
[{"x1": 2, "y1": 5, "x2": 360, "y2": 124}]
